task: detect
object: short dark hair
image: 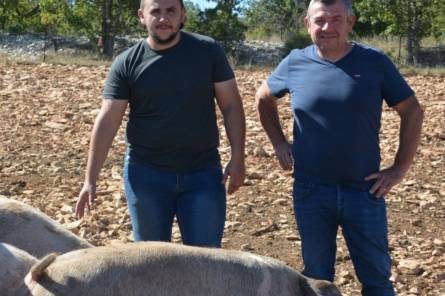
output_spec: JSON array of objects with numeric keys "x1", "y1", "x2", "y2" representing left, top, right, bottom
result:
[
  {"x1": 308, "y1": 0, "x2": 354, "y2": 16},
  {"x1": 140, "y1": 0, "x2": 184, "y2": 9}
]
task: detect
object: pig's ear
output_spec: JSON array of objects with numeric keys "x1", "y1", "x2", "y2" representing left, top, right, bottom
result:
[
  {"x1": 302, "y1": 277, "x2": 343, "y2": 296},
  {"x1": 30, "y1": 253, "x2": 58, "y2": 281}
]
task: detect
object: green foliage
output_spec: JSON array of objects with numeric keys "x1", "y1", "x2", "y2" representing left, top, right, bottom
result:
[
  {"x1": 430, "y1": 0, "x2": 445, "y2": 39},
  {"x1": 0, "y1": 0, "x2": 41, "y2": 33},
  {"x1": 353, "y1": 0, "x2": 435, "y2": 64},
  {"x1": 183, "y1": 1, "x2": 201, "y2": 31},
  {"x1": 354, "y1": 0, "x2": 431, "y2": 37},
  {"x1": 1, "y1": 0, "x2": 443, "y2": 62},
  {"x1": 184, "y1": 0, "x2": 247, "y2": 55},
  {"x1": 68, "y1": 0, "x2": 139, "y2": 45},
  {"x1": 244, "y1": 0, "x2": 310, "y2": 40},
  {"x1": 67, "y1": 0, "x2": 101, "y2": 41},
  {"x1": 39, "y1": 0, "x2": 70, "y2": 33},
  {"x1": 282, "y1": 30, "x2": 312, "y2": 57}
]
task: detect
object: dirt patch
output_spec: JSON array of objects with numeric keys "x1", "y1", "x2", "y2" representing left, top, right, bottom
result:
[{"x1": 0, "y1": 63, "x2": 444, "y2": 295}]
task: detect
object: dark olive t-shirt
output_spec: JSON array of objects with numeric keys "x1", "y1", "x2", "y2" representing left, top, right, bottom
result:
[{"x1": 103, "y1": 32, "x2": 234, "y2": 172}]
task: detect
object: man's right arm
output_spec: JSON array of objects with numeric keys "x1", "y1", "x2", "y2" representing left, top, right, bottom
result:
[
  {"x1": 75, "y1": 99, "x2": 128, "y2": 218},
  {"x1": 255, "y1": 81, "x2": 293, "y2": 171}
]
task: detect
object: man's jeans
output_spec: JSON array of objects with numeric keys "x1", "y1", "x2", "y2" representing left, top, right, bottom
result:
[
  {"x1": 293, "y1": 180, "x2": 395, "y2": 296},
  {"x1": 123, "y1": 159, "x2": 226, "y2": 247}
]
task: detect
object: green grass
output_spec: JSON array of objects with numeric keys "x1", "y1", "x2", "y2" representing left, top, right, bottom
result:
[
  {"x1": 354, "y1": 36, "x2": 445, "y2": 76},
  {"x1": 43, "y1": 52, "x2": 112, "y2": 66},
  {"x1": 399, "y1": 66, "x2": 445, "y2": 76},
  {"x1": 245, "y1": 32, "x2": 284, "y2": 44},
  {"x1": 0, "y1": 50, "x2": 111, "y2": 67}
]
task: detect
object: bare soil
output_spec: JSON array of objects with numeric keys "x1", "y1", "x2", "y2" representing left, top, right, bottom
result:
[{"x1": 0, "y1": 63, "x2": 444, "y2": 295}]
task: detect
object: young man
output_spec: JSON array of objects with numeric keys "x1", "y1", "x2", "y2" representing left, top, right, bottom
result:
[
  {"x1": 256, "y1": 0, "x2": 423, "y2": 295},
  {"x1": 75, "y1": 0, "x2": 246, "y2": 248}
]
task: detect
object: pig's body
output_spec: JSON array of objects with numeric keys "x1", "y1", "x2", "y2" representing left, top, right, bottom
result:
[
  {"x1": 0, "y1": 197, "x2": 92, "y2": 257},
  {"x1": 22, "y1": 242, "x2": 342, "y2": 296},
  {"x1": 0, "y1": 243, "x2": 38, "y2": 296}
]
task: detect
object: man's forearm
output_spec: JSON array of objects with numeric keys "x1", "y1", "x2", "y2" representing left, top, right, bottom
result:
[
  {"x1": 84, "y1": 110, "x2": 124, "y2": 184},
  {"x1": 222, "y1": 101, "x2": 246, "y2": 162},
  {"x1": 257, "y1": 97, "x2": 288, "y2": 147},
  {"x1": 394, "y1": 104, "x2": 424, "y2": 172}
]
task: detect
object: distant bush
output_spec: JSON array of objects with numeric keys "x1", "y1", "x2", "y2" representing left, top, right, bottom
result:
[{"x1": 282, "y1": 31, "x2": 312, "y2": 57}]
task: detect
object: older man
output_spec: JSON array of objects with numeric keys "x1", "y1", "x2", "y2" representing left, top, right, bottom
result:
[
  {"x1": 76, "y1": 0, "x2": 245, "y2": 248},
  {"x1": 256, "y1": 0, "x2": 423, "y2": 295}
]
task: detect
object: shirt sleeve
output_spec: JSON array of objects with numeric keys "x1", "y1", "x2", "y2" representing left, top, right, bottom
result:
[
  {"x1": 267, "y1": 55, "x2": 290, "y2": 98},
  {"x1": 103, "y1": 54, "x2": 131, "y2": 100},
  {"x1": 212, "y1": 42, "x2": 235, "y2": 83},
  {"x1": 380, "y1": 54, "x2": 415, "y2": 107}
]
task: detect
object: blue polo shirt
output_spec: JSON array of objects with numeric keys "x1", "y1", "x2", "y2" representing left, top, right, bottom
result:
[{"x1": 267, "y1": 43, "x2": 414, "y2": 188}]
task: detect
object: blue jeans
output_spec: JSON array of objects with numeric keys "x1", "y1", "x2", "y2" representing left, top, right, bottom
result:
[
  {"x1": 293, "y1": 180, "x2": 395, "y2": 296},
  {"x1": 123, "y1": 158, "x2": 226, "y2": 247}
]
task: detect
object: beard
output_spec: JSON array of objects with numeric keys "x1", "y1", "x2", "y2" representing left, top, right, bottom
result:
[
  {"x1": 152, "y1": 31, "x2": 179, "y2": 45},
  {"x1": 149, "y1": 22, "x2": 184, "y2": 45}
]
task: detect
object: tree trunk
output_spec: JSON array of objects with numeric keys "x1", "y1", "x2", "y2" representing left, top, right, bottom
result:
[
  {"x1": 406, "y1": 0, "x2": 414, "y2": 65},
  {"x1": 406, "y1": 0, "x2": 421, "y2": 65},
  {"x1": 43, "y1": 28, "x2": 48, "y2": 63},
  {"x1": 398, "y1": 35, "x2": 402, "y2": 62},
  {"x1": 102, "y1": 0, "x2": 114, "y2": 59},
  {"x1": 412, "y1": 1, "x2": 421, "y2": 65}
]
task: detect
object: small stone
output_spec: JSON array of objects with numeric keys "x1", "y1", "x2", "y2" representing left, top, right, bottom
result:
[
  {"x1": 225, "y1": 221, "x2": 242, "y2": 230},
  {"x1": 390, "y1": 271, "x2": 400, "y2": 282},
  {"x1": 285, "y1": 234, "x2": 299, "y2": 241},
  {"x1": 247, "y1": 172, "x2": 263, "y2": 180},
  {"x1": 410, "y1": 218, "x2": 422, "y2": 227},
  {"x1": 252, "y1": 223, "x2": 279, "y2": 236},
  {"x1": 409, "y1": 287, "x2": 419, "y2": 294},
  {"x1": 60, "y1": 204, "x2": 73, "y2": 214},
  {"x1": 272, "y1": 198, "x2": 288, "y2": 206},
  {"x1": 398, "y1": 259, "x2": 423, "y2": 275},
  {"x1": 253, "y1": 146, "x2": 269, "y2": 157},
  {"x1": 241, "y1": 244, "x2": 254, "y2": 251},
  {"x1": 433, "y1": 239, "x2": 444, "y2": 247}
]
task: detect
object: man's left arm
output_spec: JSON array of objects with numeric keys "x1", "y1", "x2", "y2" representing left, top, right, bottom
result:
[
  {"x1": 214, "y1": 78, "x2": 246, "y2": 194},
  {"x1": 366, "y1": 95, "x2": 424, "y2": 197}
]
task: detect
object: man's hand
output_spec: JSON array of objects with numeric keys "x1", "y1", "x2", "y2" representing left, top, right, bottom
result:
[
  {"x1": 365, "y1": 165, "x2": 408, "y2": 198},
  {"x1": 274, "y1": 141, "x2": 293, "y2": 171},
  {"x1": 256, "y1": 81, "x2": 292, "y2": 171},
  {"x1": 222, "y1": 159, "x2": 245, "y2": 194},
  {"x1": 366, "y1": 95, "x2": 423, "y2": 198},
  {"x1": 75, "y1": 183, "x2": 96, "y2": 219}
]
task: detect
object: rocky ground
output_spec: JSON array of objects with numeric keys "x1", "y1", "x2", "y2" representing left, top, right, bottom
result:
[
  {"x1": 0, "y1": 33, "x2": 283, "y2": 65},
  {"x1": 0, "y1": 62, "x2": 444, "y2": 295}
]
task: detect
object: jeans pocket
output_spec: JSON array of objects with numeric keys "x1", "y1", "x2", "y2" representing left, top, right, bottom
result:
[
  {"x1": 293, "y1": 180, "x2": 315, "y2": 201},
  {"x1": 363, "y1": 191, "x2": 385, "y2": 205}
]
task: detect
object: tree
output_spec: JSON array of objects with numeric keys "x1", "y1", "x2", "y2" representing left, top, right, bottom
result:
[
  {"x1": 101, "y1": 0, "x2": 113, "y2": 58},
  {"x1": 244, "y1": 0, "x2": 310, "y2": 39},
  {"x1": 354, "y1": 0, "x2": 434, "y2": 65},
  {"x1": 185, "y1": 0, "x2": 247, "y2": 56},
  {"x1": 0, "y1": 0, "x2": 41, "y2": 32},
  {"x1": 67, "y1": 0, "x2": 102, "y2": 42},
  {"x1": 68, "y1": 0, "x2": 139, "y2": 58},
  {"x1": 38, "y1": 0, "x2": 70, "y2": 60},
  {"x1": 430, "y1": 0, "x2": 445, "y2": 39},
  {"x1": 183, "y1": 0, "x2": 201, "y2": 32}
]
